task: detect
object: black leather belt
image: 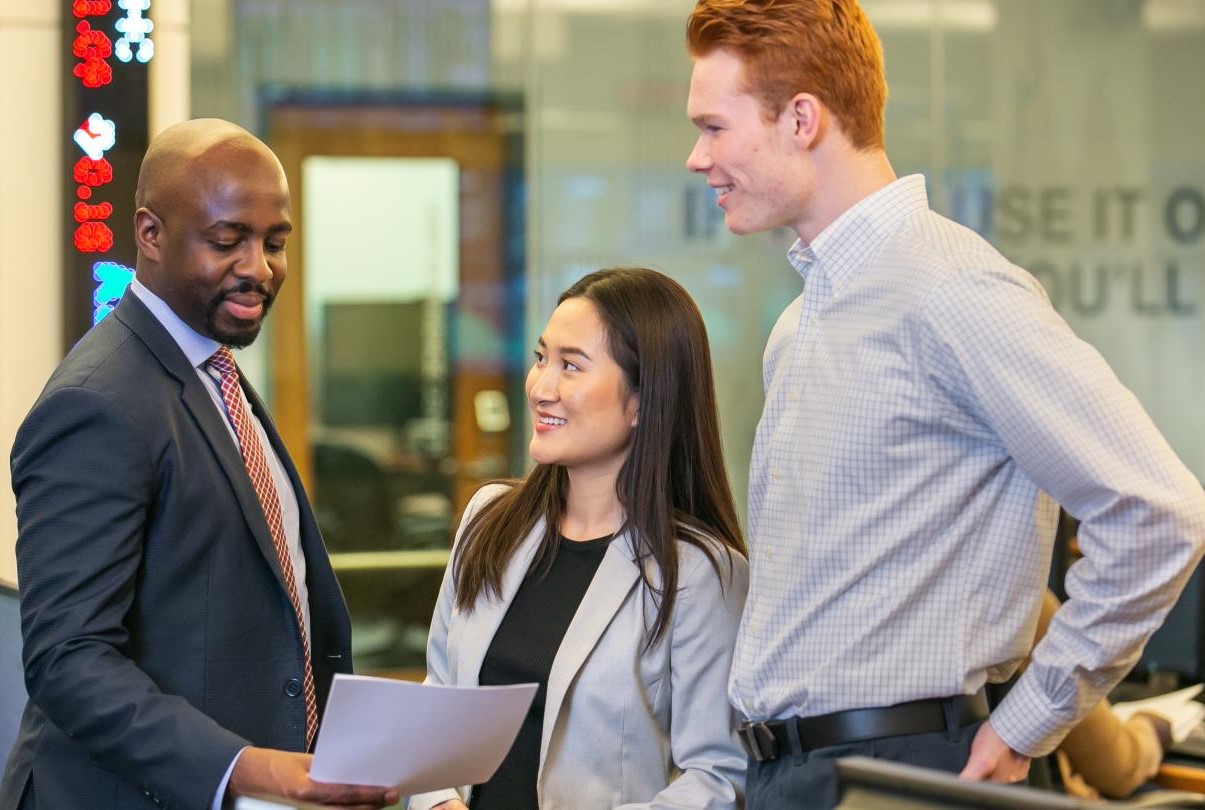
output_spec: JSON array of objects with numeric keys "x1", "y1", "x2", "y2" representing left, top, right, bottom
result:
[{"x1": 738, "y1": 691, "x2": 989, "y2": 762}]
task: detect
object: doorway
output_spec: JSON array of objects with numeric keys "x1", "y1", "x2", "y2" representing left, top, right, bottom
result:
[{"x1": 266, "y1": 93, "x2": 526, "y2": 676}]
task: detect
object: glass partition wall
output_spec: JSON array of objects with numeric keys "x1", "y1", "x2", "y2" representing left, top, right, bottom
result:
[
  {"x1": 266, "y1": 96, "x2": 525, "y2": 677},
  {"x1": 192, "y1": 0, "x2": 1205, "y2": 675}
]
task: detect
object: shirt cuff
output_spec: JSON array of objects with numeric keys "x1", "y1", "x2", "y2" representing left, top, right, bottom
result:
[
  {"x1": 213, "y1": 746, "x2": 249, "y2": 810},
  {"x1": 989, "y1": 673, "x2": 1075, "y2": 757}
]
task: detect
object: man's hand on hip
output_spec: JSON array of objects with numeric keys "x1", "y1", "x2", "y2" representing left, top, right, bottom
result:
[
  {"x1": 229, "y1": 747, "x2": 399, "y2": 808},
  {"x1": 958, "y1": 720, "x2": 1031, "y2": 783}
]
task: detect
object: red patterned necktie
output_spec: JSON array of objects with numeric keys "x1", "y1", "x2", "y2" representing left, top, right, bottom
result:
[{"x1": 207, "y1": 346, "x2": 318, "y2": 750}]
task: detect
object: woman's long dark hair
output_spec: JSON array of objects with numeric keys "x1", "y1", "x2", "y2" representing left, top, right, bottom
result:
[{"x1": 452, "y1": 267, "x2": 746, "y2": 645}]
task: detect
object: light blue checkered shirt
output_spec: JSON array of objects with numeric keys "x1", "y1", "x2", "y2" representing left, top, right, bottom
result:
[{"x1": 729, "y1": 174, "x2": 1205, "y2": 756}]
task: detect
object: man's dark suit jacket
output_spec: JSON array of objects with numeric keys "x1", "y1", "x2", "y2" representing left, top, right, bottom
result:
[{"x1": 0, "y1": 292, "x2": 352, "y2": 809}]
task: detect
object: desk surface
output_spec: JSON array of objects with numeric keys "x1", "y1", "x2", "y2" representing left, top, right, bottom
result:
[{"x1": 1156, "y1": 761, "x2": 1205, "y2": 793}]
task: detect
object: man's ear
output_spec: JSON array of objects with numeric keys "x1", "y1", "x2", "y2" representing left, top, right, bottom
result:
[
  {"x1": 134, "y1": 207, "x2": 163, "y2": 262},
  {"x1": 787, "y1": 92, "x2": 823, "y2": 149}
]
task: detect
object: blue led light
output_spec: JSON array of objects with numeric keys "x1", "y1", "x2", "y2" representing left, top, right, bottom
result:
[{"x1": 92, "y1": 261, "x2": 134, "y2": 323}]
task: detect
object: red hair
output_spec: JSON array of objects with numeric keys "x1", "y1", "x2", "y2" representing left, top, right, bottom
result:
[{"x1": 687, "y1": 0, "x2": 888, "y2": 150}]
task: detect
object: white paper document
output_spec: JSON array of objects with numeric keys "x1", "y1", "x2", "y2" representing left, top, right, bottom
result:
[
  {"x1": 309, "y1": 674, "x2": 538, "y2": 794},
  {"x1": 1111, "y1": 683, "x2": 1205, "y2": 743}
]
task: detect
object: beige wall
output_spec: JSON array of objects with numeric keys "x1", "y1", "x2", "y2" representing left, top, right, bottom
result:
[
  {"x1": 151, "y1": 0, "x2": 191, "y2": 138},
  {"x1": 0, "y1": 0, "x2": 62, "y2": 586},
  {"x1": 0, "y1": 0, "x2": 190, "y2": 586}
]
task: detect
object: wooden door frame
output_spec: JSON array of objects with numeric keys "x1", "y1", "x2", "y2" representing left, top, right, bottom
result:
[{"x1": 256, "y1": 89, "x2": 525, "y2": 496}]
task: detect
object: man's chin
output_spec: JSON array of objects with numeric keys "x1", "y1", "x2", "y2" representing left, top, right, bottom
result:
[
  {"x1": 208, "y1": 317, "x2": 263, "y2": 349},
  {"x1": 723, "y1": 210, "x2": 756, "y2": 235},
  {"x1": 725, "y1": 215, "x2": 781, "y2": 237},
  {"x1": 725, "y1": 220, "x2": 757, "y2": 236},
  {"x1": 207, "y1": 300, "x2": 272, "y2": 348}
]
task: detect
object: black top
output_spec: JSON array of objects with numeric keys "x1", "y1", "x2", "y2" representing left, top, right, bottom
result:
[{"x1": 470, "y1": 534, "x2": 612, "y2": 810}]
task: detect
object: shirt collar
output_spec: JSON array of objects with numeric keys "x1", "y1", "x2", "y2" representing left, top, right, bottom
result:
[
  {"x1": 787, "y1": 174, "x2": 930, "y2": 295},
  {"x1": 128, "y1": 278, "x2": 221, "y2": 370}
]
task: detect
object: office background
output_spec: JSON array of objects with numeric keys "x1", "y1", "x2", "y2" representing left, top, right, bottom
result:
[{"x1": 2, "y1": 0, "x2": 1203, "y2": 674}]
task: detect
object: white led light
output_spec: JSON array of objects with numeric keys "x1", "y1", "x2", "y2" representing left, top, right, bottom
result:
[
  {"x1": 74, "y1": 113, "x2": 117, "y2": 160},
  {"x1": 114, "y1": 0, "x2": 154, "y2": 64}
]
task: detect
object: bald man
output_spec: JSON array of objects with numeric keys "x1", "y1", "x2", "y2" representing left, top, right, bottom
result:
[{"x1": 0, "y1": 120, "x2": 397, "y2": 809}]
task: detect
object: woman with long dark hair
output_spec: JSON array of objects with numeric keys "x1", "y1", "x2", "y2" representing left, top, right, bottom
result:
[{"x1": 408, "y1": 268, "x2": 748, "y2": 810}]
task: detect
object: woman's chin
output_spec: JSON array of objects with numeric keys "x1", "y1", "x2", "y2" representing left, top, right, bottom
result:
[{"x1": 528, "y1": 443, "x2": 557, "y2": 467}]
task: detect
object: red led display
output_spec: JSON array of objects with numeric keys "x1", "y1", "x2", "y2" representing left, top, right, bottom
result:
[
  {"x1": 73, "y1": 156, "x2": 115, "y2": 187},
  {"x1": 73, "y1": 201, "x2": 114, "y2": 223},
  {"x1": 73, "y1": 21, "x2": 112, "y2": 57},
  {"x1": 72, "y1": 0, "x2": 113, "y2": 18},
  {"x1": 70, "y1": 144, "x2": 115, "y2": 253},
  {"x1": 72, "y1": 58, "x2": 113, "y2": 89},
  {"x1": 74, "y1": 221, "x2": 115, "y2": 253},
  {"x1": 67, "y1": 0, "x2": 151, "y2": 331},
  {"x1": 72, "y1": 22, "x2": 114, "y2": 89},
  {"x1": 71, "y1": 6, "x2": 118, "y2": 285}
]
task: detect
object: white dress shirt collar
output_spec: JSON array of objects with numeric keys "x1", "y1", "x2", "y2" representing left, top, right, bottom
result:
[
  {"x1": 128, "y1": 277, "x2": 221, "y2": 370},
  {"x1": 788, "y1": 174, "x2": 930, "y2": 297}
]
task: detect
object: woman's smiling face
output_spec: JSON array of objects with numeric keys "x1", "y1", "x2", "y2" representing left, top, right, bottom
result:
[{"x1": 526, "y1": 297, "x2": 638, "y2": 480}]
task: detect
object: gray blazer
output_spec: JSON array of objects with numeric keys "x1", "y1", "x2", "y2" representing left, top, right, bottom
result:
[{"x1": 409, "y1": 484, "x2": 747, "y2": 810}]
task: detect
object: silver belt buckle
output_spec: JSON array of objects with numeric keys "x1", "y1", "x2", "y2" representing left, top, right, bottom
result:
[{"x1": 739, "y1": 720, "x2": 778, "y2": 762}]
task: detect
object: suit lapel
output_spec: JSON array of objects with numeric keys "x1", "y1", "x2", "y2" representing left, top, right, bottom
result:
[
  {"x1": 455, "y1": 520, "x2": 547, "y2": 685},
  {"x1": 113, "y1": 293, "x2": 291, "y2": 592},
  {"x1": 244, "y1": 380, "x2": 352, "y2": 695},
  {"x1": 539, "y1": 533, "x2": 641, "y2": 773}
]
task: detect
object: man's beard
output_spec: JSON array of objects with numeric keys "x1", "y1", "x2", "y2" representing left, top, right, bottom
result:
[{"x1": 205, "y1": 285, "x2": 274, "y2": 349}]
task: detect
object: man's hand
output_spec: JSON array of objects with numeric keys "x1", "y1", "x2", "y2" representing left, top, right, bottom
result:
[
  {"x1": 958, "y1": 720, "x2": 1031, "y2": 783},
  {"x1": 229, "y1": 747, "x2": 399, "y2": 809},
  {"x1": 1134, "y1": 711, "x2": 1174, "y2": 750}
]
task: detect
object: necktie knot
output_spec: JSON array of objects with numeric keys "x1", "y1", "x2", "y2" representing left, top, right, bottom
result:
[{"x1": 208, "y1": 346, "x2": 237, "y2": 377}]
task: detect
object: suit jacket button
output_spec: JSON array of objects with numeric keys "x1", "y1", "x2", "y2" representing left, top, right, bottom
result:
[{"x1": 284, "y1": 678, "x2": 302, "y2": 697}]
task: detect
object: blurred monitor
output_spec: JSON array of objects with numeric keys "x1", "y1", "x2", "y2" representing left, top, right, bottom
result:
[
  {"x1": 1057, "y1": 500, "x2": 1205, "y2": 683},
  {"x1": 1134, "y1": 487, "x2": 1205, "y2": 682},
  {"x1": 1137, "y1": 559, "x2": 1204, "y2": 681},
  {"x1": 834, "y1": 757, "x2": 1096, "y2": 809},
  {"x1": 322, "y1": 301, "x2": 427, "y2": 428}
]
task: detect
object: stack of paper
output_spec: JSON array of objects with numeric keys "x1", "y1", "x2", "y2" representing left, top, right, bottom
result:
[{"x1": 1112, "y1": 683, "x2": 1205, "y2": 743}]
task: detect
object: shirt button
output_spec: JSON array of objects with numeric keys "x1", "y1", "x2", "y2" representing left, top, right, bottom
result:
[{"x1": 284, "y1": 678, "x2": 303, "y2": 697}]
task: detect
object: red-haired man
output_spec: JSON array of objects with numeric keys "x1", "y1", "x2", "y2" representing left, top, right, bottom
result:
[{"x1": 685, "y1": 1, "x2": 1205, "y2": 807}]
